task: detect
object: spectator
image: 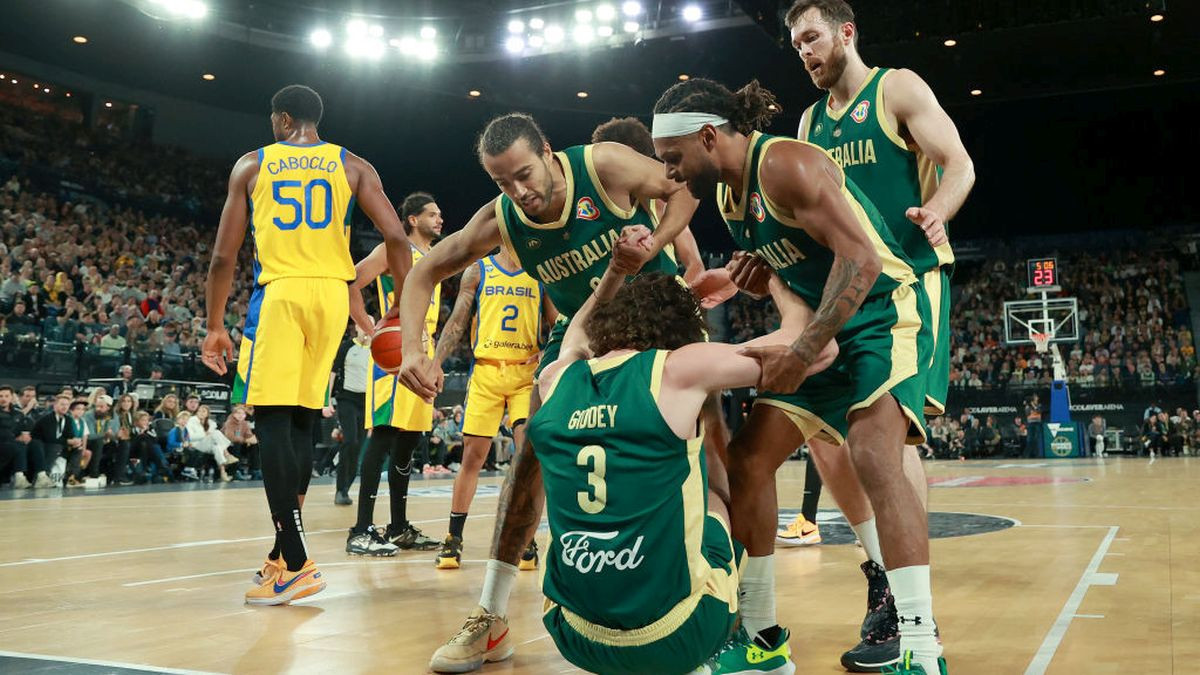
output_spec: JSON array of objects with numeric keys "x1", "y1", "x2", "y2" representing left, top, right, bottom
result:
[
  {"x1": 153, "y1": 393, "x2": 180, "y2": 420},
  {"x1": 65, "y1": 400, "x2": 90, "y2": 488},
  {"x1": 165, "y1": 411, "x2": 198, "y2": 481},
  {"x1": 186, "y1": 405, "x2": 237, "y2": 481},
  {"x1": 82, "y1": 394, "x2": 123, "y2": 485},
  {"x1": 222, "y1": 404, "x2": 259, "y2": 480},
  {"x1": 0, "y1": 385, "x2": 36, "y2": 488},
  {"x1": 100, "y1": 324, "x2": 127, "y2": 352},
  {"x1": 6, "y1": 301, "x2": 39, "y2": 338},
  {"x1": 112, "y1": 365, "x2": 135, "y2": 397},
  {"x1": 1088, "y1": 415, "x2": 1108, "y2": 457},
  {"x1": 129, "y1": 410, "x2": 169, "y2": 483},
  {"x1": 28, "y1": 395, "x2": 74, "y2": 486},
  {"x1": 18, "y1": 386, "x2": 43, "y2": 419}
]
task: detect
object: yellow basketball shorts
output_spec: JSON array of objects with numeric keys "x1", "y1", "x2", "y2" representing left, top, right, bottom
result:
[
  {"x1": 463, "y1": 360, "x2": 537, "y2": 437},
  {"x1": 233, "y1": 277, "x2": 349, "y2": 409},
  {"x1": 367, "y1": 345, "x2": 435, "y2": 432}
]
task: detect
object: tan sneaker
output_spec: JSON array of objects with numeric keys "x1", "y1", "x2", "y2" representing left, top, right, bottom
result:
[
  {"x1": 429, "y1": 606, "x2": 513, "y2": 673},
  {"x1": 776, "y1": 515, "x2": 821, "y2": 547}
]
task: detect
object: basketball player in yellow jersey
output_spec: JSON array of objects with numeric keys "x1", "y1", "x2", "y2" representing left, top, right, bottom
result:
[
  {"x1": 202, "y1": 85, "x2": 412, "y2": 605},
  {"x1": 343, "y1": 192, "x2": 444, "y2": 555},
  {"x1": 429, "y1": 246, "x2": 557, "y2": 570}
]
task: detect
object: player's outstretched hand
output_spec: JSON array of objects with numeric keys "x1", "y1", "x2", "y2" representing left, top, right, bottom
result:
[
  {"x1": 397, "y1": 350, "x2": 441, "y2": 403},
  {"x1": 612, "y1": 225, "x2": 655, "y2": 275},
  {"x1": 738, "y1": 343, "x2": 812, "y2": 393},
  {"x1": 201, "y1": 329, "x2": 235, "y2": 376},
  {"x1": 906, "y1": 206, "x2": 948, "y2": 247},
  {"x1": 689, "y1": 268, "x2": 738, "y2": 309},
  {"x1": 726, "y1": 251, "x2": 772, "y2": 298}
]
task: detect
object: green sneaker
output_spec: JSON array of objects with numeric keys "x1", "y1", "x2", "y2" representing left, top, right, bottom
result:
[
  {"x1": 704, "y1": 625, "x2": 795, "y2": 675},
  {"x1": 882, "y1": 651, "x2": 947, "y2": 675}
]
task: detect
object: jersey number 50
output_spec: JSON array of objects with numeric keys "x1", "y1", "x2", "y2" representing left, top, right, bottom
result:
[{"x1": 272, "y1": 179, "x2": 333, "y2": 230}]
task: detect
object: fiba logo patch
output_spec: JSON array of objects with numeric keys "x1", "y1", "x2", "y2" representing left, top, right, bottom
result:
[
  {"x1": 749, "y1": 193, "x2": 766, "y2": 222},
  {"x1": 526, "y1": 238, "x2": 541, "y2": 250},
  {"x1": 851, "y1": 100, "x2": 870, "y2": 123},
  {"x1": 575, "y1": 196, "x2": 600, "y2": 221}
]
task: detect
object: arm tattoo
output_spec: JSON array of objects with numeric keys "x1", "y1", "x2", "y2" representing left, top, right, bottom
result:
[
  {"x1": 489, "y1": 434, "x2": 544, "y2": 563},
  {"x1": 791, "y1": 255, "x2": 872, "y2": 361},
  {"x1": 433, "y1": 266, "x2": 479, "y2": 365}
]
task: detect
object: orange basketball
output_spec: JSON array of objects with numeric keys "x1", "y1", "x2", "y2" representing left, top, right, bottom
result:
[{"x1": 371, "y1": 317, "x2": 404, "y2": 373}]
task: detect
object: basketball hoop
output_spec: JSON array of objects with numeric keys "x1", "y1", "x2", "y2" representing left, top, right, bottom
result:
[{"x1": 1031, "y1": 332, "x2": 1051, "y2": 353}]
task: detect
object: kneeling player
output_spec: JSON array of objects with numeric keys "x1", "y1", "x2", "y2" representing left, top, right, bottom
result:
[{"x1": 528, "y1": 245, "x2": 833, "y2": 674}]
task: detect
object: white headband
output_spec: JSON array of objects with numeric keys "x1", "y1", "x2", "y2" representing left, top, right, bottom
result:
[{"x1": 651, "y1": 112, "x2": 730, "y2": 139}]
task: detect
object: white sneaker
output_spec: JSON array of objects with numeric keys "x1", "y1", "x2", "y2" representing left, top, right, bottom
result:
[
  {"x1": 12, "y1": 473, "x2": 31, "y2": 489},
  {"x1": 430, "y1": 606, "x2": 513, "y2": 673},
  {"x1": 345, "y1": 526, "x2": 400, "y2": 556},
  {"x1": 33, "y1": 472, "x2": 56, "y2": 489}
]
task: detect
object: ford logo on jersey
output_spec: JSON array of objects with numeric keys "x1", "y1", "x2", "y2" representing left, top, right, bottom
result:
[{"x1": 559, "y1": 530, "x2": 645, "y2": 574}]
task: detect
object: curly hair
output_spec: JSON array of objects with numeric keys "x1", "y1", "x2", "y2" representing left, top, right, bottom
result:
[
  {"x1": 591, "y1": 117, "x2": 655, "y2": 158},
  {"x1": 653, "y1": 78, "x2": 781, "y2": 136},
  {"x1": 586, "y1": 273, "x2": 707, "y2": 355}
]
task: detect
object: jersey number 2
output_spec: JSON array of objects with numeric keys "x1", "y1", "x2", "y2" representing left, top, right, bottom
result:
[
  {"x1": 272, "y1": 179, "x2": 333, "y2": 230},
  {"x1": 576, "y1": 445, "x2": 607, "y2": 514},
  {"x1": 500, "y1": 304, "x2": 519, "y2": 332}
]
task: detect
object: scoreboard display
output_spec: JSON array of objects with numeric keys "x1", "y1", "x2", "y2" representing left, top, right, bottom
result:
[{"x1": 1027, "y1": 257, "x2": 1060, "y2": 289}]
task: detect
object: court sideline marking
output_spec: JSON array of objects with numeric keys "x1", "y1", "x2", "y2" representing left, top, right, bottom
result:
[
  {"x1": 1023, "y1": 525, "x2": 1119, "y2": 674},
  {"x1": 0, "y1": 649, "x2": 220, "y2": 674}
]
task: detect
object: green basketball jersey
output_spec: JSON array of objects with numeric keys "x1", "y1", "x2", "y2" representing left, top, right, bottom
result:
[
  {"x1": 718, "y1": 131, "x2": 917, "y2": 311},
  {"x1": 801, "y1": 67, "x2": 954, "y2": 274},
  {"x1": 495, "y1": 144, "x2": 679, "y2": 318},
  {"x1": 530, "y1": 350, "x2": 709, "y2": 630}
]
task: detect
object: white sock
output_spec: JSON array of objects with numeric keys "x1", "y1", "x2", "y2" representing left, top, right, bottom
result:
[
  {"x1": 739, "y1": 555, "x2": 777, "y2": 636},
  {"x1": 887, "y1": 565, "x2": 942, "y2": 670},
  {"x1": 479, "y1": 559, "x2": 519, "y2": 616},
  {"x1": 850, "y1": 517, "x2": 885, "y2": 567}
]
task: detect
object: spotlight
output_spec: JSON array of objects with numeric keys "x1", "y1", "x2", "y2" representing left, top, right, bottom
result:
[
  {"x1": 43, "y1": 88, "x2": 50, "y2": 93},
  {"x1": 573, "y1": 24, "x2": 595, "y2": 44},
  {"x1": 1153, "y1": 69, "x2": 1165, "y2": 76},
  {"x1": 528, "y1": 34, "x2": 545, "y2": 48},
  {"x1": 681, "y1": 5, "x2": 702, "y2": 22},
  {"x1": 944, "y1": 38, "x2": 957, "y2": 47},
  {"x1": 597, "y1": 25, "x2": 614, "y2": 37},
  {"x1": 151, "y1": 0, "x2": 207, "y2": 19},
  {"x1": 1150, "y1": 13, "x2": 1164, "y2": 22},
  {"x1": 73, "y1": 36, "x2": 88, "y2": 44},
  {"x1": 416, "y1": 43, "x2": 438, "y2": 61},
  {"x1": 309, "y1": 28, "x2": 332, "y2": 48},
  {"x1": 577, "y1": 91, "x2": 589, "y2": 98},
  {"x1": 678, "y1": 73, "x2": 689, "y2": 80},
  {"x1": 623, "y1": 21, "x2": 639, "y2": 33},
  {"x1": 105, "y1": 101, "x2": 113, "y2": 108},
  {"x1": 202, "y1": 73, "x2": 215, "y2": 80},
  {"x1": 529, "y1": 17, "x2": 545, "y2": 30},
  {"x1": 596, "y1": 4, "x2": 616, "y2": 22},
  {"x1": 9, "y1": 80, "x2": 15, "y2": 85},
  {"x1": 66, "y1": 92, "x2": 71, "y2": 97},
  {"x1": 970, "y1": 89, "x2": 982, "y2": 96},
  {"x1": 420, "y1": 26, "x2": 437, "y2": 39},
  {"x1": 576, "y1": 8, "x2": 593, "y2": 23},
  {"x1": 346, "y1": 19, "x2": 367, "y2": 37},
  {"x1": 369, "y1": 24, "x2": 384, "y2": 38},
  {"x1": 505, "y1": 36, "x2": 525, "y2": 54},
  {"x1": 508, "y1": 19, "x2": 525, "y2": 33},
  {"x1": 397, "y1": 37, "x2": 417, "y2": 55},
  {"x1": 468, "y1": 90, "x2": 481, "y2": 97},
  {"x1": 622, "y1": 1, "x2": 642, "y2": 17},
  {"x1": 545, "y1": 24, "x2": 565, "y2": 44}
]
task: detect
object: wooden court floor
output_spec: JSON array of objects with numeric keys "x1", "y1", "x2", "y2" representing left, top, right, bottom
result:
[{"x1": 0, "y1": 456, "x2": 1196, "y2": 674}]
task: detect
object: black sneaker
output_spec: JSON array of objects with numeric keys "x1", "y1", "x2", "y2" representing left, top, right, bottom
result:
[
  {"x1": 334, "y1": 490, "x2": 352, "y2": 506},
  {"x1": 841, "y1": 632, "x2": 900, "y2": 672},
  {"x1": 435, "y1": 535, "x2": 463, "y2": 569},
  {"x1": 518, "y1": 540, "x2": 539, "y2": 571},
  {"x1": 386, "y1": 522, "x2": 440, "y2": 550},
  {"x1": 346, "y1": 526, "x2": 399, "y2": 556}
]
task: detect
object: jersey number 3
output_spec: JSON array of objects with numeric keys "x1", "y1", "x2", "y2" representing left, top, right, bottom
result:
[
  {"x1": 272, "y1": 179, "x2": 333, "y2": 230},
  {"x1": 576, "y1": 445, "x2": 607, "y2": 514}
]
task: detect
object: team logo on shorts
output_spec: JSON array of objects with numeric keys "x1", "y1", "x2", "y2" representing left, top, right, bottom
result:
[
  {"x1": 575, "y1": 196, "x2": 600, "y2": 221},
  {"x1": 851, "y1": 100, "x2": 870, "y2": 123},
  {"x1": 749, "y1": 192, "x2": 766, "y2": 222}
]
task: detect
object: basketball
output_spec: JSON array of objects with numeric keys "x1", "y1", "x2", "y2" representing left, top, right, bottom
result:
[{"x1": 371, "y1": 317, "x2": 405, "y2": 373}]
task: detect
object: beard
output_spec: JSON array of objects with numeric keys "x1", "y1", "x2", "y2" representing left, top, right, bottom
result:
[
  {"x1": 688, "y1": 160, "x2": 721, "y2": 200},
  {"x1": 814, "y1": 41, "x2": 848, "y2": 90}
]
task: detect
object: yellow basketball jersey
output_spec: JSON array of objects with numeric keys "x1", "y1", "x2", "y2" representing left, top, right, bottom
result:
[
  {"x1": 376, "y1": 245, "x2": 439, "y2": 356},
  {"x1": 471, "y1": 255, "x2": 542, "y2": 361},
  {"x1": 249, "y1": 141, "x2": 355, "y2": 285}
]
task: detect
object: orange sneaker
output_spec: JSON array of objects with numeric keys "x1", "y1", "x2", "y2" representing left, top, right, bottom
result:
[
  {"x1": 251, "y1": 556, "x2": 281, "y2": 586},
  {"x1": 245, "y1": 560, "x2": 325, "y2": 606},
  {"x1": 776, "y1": 515, "x2": 822, "y2": 547}
]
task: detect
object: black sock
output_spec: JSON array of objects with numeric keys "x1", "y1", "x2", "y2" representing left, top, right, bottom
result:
[
  {"x1": 449, "y1": 512, "x2": 468, "y2": 539},
  {"x1": 388, "y1": 431, "x2": 421, "y2": 528},
  {"x1": 268, "y1": 534, "x2": 280, "y2": 561},
  {"x1": 801, "y1": 455, "x2": 823, "y2": 524},
  {"x1": 755, "y1": 624, "x2": 783, "y2": 647},
  {"x1": 256, "y1": 406, "x2": 307, "y2": 571},
  {"x1": 292, "y1": 407, "x2": 316, "y2": 496},
  {"x1": 354, "y1": 426, "x2": 398, "y2": 532}
]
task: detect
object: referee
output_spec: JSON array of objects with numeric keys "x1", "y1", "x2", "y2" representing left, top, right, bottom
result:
[{"x1": 330, "y1": 324, "x2": 370, "y2": 505}]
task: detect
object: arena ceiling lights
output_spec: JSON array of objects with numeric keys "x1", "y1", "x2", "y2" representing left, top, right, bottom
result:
[{"x1": 140, "y1": 0, "x2": 207, "y2": 21}]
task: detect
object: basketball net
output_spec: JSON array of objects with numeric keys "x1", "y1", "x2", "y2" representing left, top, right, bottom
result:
[{"x1": 1031, "y1": 332, "x2": 1051, "y2": 353}]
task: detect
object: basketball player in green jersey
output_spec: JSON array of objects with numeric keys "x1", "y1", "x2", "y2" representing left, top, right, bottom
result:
[
  {"x1": 652, "y1": 78, "x2": 946, "y2": 675},
  {"x1": 394, "y1": 113, "x2": 698, "y2": 672},
  {"x1": 530, "y1": 233, "x2": 835, "y2": 675},
  {"x1": 786, "y1": 1, "x2": 975, "y2": 670}
]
